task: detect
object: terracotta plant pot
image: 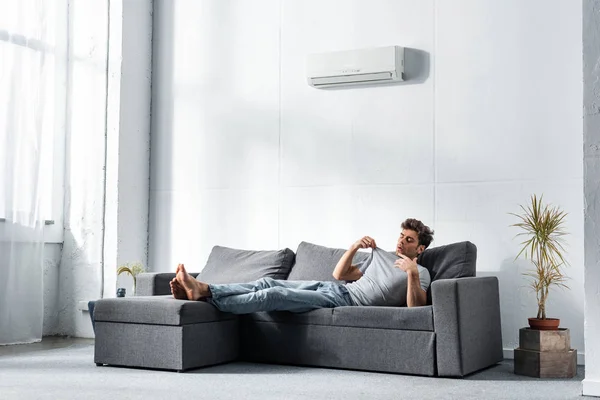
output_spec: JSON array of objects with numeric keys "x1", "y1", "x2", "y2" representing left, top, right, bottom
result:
[{"x1": 528, "y1": 317, "x2": 560, "y2": 330}]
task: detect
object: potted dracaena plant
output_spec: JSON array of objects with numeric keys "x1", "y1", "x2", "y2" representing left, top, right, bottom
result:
[
  {"x1": 117, "y1": 262, "x2": 145, "y2": 296},
  {"x1": 510, "y1": 194, "x2": 569, "y2": 330}
]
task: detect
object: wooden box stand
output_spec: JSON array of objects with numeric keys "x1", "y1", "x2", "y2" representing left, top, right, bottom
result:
[{"x1": 514, "y1": 328, "x2": 577, "y2": 378}]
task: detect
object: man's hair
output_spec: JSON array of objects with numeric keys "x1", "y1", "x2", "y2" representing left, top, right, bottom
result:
[{"x1": 401, "y1": 218, "x2": 434, "y2": 249}]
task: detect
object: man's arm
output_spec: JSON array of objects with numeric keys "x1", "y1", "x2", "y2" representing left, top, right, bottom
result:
[
  {"x1": 406, "y1": 270, "x2": 427, "y2": 307},
  {"x1": 332, "y1": 236, "x2": 376, "y2": 281},
  {"x1": 394, "y1": 255, "x2": 427, "y2": 307}
]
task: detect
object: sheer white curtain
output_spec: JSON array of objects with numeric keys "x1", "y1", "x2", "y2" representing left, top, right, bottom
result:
[{"x1": 0, "y1": 0, "x2": 66, "y2": 345}]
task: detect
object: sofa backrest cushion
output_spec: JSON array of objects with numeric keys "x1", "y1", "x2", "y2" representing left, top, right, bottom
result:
[
  {"x1": 417, "y1": 241, "x2": 477, "y2": 282},
  {"x1": 197, "y1": 246, "x2": 295, "y2": 284},
  {"x1": 287, "y1": 242, "x2": 370, "y2": 282}
]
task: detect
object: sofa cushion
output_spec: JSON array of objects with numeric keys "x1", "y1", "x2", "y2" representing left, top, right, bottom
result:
[
  {"x1": 93, "y1": 296, "x2": 235, "y2": 326},
  {"x1": 287, "y1": 241, "x2": 370, "y2": 282},
  {"x1": 136, "y1": 272, "x2": 199, "y2": 296},
  {"x1": 417, "y1": 241, "x2": 477, "y2": 282},
  {"x1": 197, "y1": 245, "x2": 295, "y2": 284},
  {"x1": 332, "y1": 306, "x2": 433, "y2": 331},
  {"x1": 244, "y1": 308, "x2": 334, "y2": 326},
  {"x1": 243, "y1": 305, "x2": 433, "y2": 332}
]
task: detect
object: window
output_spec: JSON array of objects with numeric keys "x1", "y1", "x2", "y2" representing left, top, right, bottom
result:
[{"x1": 0, "y1": 0, "x2": 67, "y2": 243}]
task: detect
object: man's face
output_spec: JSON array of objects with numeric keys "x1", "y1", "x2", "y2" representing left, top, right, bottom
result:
[{"x1": 396, "y1": 229, "x2": 425, "y2": 259}]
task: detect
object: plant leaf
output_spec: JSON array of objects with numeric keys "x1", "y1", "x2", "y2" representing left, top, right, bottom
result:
[{"x1": 509, "y1": 194, "x2": 570, "y2": 314}]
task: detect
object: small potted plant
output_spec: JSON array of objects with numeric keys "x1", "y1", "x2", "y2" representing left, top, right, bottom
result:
[
  {"x1": 510, "y1": 194, "x2": 569, "y2": 330},
  {"x1": 117, "y1": 262, "x2": 146, "y2": 296}
]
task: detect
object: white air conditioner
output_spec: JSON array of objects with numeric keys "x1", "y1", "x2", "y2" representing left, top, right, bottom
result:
[{"x1": 306, "y1": 46, "x2": 404, "y2": 88}]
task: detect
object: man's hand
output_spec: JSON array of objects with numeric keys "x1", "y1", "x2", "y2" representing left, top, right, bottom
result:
[
  {"x1": 352, "y1": 236, "x2": 377, "y2": 250},
  {"x1": 394, "y1": 254, "x2": 418, "y2": 275},
  {"x1": 332, "y1": 235, "x2": 375, "y2": 281}
]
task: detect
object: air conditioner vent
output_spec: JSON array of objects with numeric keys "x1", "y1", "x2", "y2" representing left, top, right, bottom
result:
[{"x1": 307, "y1": 46, "x2": 404, "y2": 88}]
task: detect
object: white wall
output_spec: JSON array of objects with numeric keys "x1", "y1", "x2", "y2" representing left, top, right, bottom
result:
[
  {"x1": 150, "y1": 0, "x2": 583, "y2": 358},
  {"x1": 433, "y1": 0, "x2": 583, "y2": 361},
  {"x1": 583, "y1": 0, "x2": 600, "y2": 394},
  {"x1": 103, "y1": 0, "x2": 153, "y2": 300}
]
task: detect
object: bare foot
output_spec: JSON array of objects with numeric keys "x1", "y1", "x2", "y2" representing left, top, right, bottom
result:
[
  {"x1": 170, "y1": 278, "x2": 187, "y2": 300},
  {"x1": 175, "y1": 263, "x2": 211, "y2": 301}
]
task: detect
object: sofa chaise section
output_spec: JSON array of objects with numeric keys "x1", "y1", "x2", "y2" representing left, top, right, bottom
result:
[
  {"x1": 94, "y1": 246, "x2": 296, "y2": 372},
  {"x1": 93, "y1": 296, "x2": 238, "y2": 371}
]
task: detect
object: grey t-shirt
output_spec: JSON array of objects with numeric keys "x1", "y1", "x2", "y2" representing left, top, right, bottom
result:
[{"x1": 345, "y1": 248, "x2": 431, "y2": 307}]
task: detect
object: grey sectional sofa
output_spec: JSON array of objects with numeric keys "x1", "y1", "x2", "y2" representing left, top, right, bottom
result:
[{"x1": 93, "y1": 241, "x2": 503, "y2": 377}]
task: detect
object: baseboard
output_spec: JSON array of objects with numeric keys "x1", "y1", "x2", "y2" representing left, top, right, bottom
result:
[
  {"x1": 582, "y1": 379, "x2": 600, "y2": 397},
  {"x1": 503, "y1": 347, "x2": 585, "y2": 365}
]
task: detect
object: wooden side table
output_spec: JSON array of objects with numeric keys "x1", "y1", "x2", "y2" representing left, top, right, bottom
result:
[{"x1": 514, "y1": 328, "x2": 577, "y2": 378}]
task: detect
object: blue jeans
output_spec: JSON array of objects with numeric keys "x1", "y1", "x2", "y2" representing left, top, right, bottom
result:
[{"x1": 207, "y1": 277, "x2": 354, "y2": 314}]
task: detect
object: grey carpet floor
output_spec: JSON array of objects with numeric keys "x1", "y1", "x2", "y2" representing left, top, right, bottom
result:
[{"x1": 0, "y1": 338, "x2": 593, "y2": 400}]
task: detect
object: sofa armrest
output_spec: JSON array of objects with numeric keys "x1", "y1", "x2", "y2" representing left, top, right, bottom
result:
[
  {"x1": 432, "y1": 276, "x2": 503, "y2": 377},
  {"x1": 136, "y1": 272, "x2": 199, "y2": 296}
]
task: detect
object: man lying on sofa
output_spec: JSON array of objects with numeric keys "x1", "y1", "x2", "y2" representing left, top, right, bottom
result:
[{"x1": 171, "y1": 218, "x2": 433, "y2": 313}]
